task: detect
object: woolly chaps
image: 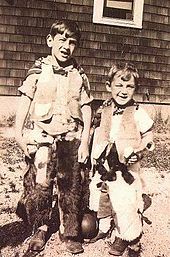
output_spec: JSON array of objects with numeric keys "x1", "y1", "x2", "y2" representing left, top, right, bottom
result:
[{"x1": 16, "y1": 139, "x2": 90, "y2": 239}]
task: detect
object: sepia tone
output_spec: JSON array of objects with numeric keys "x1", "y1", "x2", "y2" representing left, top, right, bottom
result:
[{"x1": 0, "y1": 0, "x2": 169, "y2": 257}]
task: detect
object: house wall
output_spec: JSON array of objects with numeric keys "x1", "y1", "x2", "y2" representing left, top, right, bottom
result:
[{"x1": 0, "y1": 0, "x2": 170, "y2": 103}]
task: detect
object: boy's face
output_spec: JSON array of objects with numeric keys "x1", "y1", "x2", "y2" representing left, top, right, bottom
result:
[
  {"x1": 47, "y1": 30, "x2": 77, "y2": 63},
  {"x1": 108, "y1": 73, "x2": 135, "y2": 106}
]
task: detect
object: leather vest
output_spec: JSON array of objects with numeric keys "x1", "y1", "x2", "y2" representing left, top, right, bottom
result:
[
  {"x1": 29, "y1": 63, "x2": 84, "y2": 122},
  {"x1": 93, "y1": 102, "x2": 142, "y2": 172}
]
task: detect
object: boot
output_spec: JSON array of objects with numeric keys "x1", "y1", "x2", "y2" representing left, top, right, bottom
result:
[
  {"x1": 89, "y1": 230, "x2": 109, "y2": 243},
  {"x1": 29, "y1": 229, "x2": 47, "y2": 252},
  {"x1": 109, "y1": 236, "x2": 129, "y2": 256},
  {"x1": 65, "y1": 239, "x2": 84, "y2": 254}
]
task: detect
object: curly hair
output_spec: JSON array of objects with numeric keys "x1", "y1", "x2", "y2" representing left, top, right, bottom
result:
[
  {"x1": 49, "y1": 19, "x2": 81, "y2": 46},
  {"x1": 106, "y1": 63, "x2": 139, "y2": 89}
]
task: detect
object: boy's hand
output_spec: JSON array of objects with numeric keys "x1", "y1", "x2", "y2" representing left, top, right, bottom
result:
[
  {"x1": 126, "y1": 152, "x2": 142, "y2": 165},
  {"x1": 78, "y1": 142, "x2": 89, "y2": 163},
  {"x1": 126, "y1": 152, "x2": 138, "y2": 164},
  {"x1": 15, "y1": 134, "x2": 31, "y2": 159},
  {"x1": 124, "y1": 146, "x2": 143, "y2": 164}
]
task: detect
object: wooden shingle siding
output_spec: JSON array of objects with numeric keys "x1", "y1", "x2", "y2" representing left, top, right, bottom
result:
[{"x1": 0, "y1": 0, "x2": 169, "y2": 103}]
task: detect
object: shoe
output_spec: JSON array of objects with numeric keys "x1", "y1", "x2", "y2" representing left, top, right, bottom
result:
[
  {"x1": 128, "y1": 246, "x2": 141, "y2": 257},
  {"x1": 128, "y1": 240, "x2": 142, "y2": 257},
  {"x1": 89, "y1": 230, "x2": 108, "y2": 243},
  {"x1": 109, "y1": 237, "x2": 129, "y2": 256},
  {"x1": 29, "y1": 229, "x2": 47, "y2": 252},
  {"x1": 142, "y1": 193, "x2": 152, "y2": 211},
  {"x1": 65, "y1": 240, "x2": 84, "y2": 254}
]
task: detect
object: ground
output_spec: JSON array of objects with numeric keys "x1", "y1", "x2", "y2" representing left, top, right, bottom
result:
[{"x1": 0, "y1": 117, "x2": 169, "y2": 257}]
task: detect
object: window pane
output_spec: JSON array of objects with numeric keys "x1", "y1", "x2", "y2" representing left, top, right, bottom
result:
[{"x1": 103, "y1": 0, "x2": 134, "y2": 20}]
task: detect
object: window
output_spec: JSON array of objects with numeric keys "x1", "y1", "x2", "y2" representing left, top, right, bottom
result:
[{"x1": 93, "y1": 0, "x2": 144, "y2": 28}]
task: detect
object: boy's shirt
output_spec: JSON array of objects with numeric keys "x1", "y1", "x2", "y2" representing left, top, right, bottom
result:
[
  {"x1": 19, "y1": 56, "x2": 93, "y2": 136},
  {"x1": 110, "y1": 104, "x2": 154, "y2": 143},
  {"x1": 92, "y1": 99, "x2": 154, "y2": 170}
]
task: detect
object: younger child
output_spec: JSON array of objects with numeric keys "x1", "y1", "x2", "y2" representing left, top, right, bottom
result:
[
  {"x1": 15, "y1": 19, "x2": 93, "y2": 254},
  {"x1": 89, "y1": 63, "x2": 154, "y2": 256}
]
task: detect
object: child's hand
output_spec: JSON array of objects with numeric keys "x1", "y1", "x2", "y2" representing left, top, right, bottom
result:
[
  {"x1": 126, "y1": 152, "x2": 138, "y2": 164},
  {"x1": 15, "y1": 134, "x2": 31, "y2": 159},
  {"x1": 124, "y1": 146, "x2": 142, "y2": 165},
  {"x1": 78, "y1": 142, "x2": 89, "y2": 163},
  {"x1": 126, "y1": 152, "x2": 143, "y2": 165}
]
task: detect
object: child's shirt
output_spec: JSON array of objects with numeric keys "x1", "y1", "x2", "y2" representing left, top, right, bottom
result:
[
  {"x1": 92, "y1": 99, "x2": 154, "y2": 172},
  {"x1": 110, "y1": 104, "x2": 154, "y2": 143},
  {"x1": 19, "y1": 56, "x2": 93, "y2": 136}
]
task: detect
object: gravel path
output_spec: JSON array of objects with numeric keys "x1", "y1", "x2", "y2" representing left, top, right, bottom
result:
[{"x1": 0, "y1": 126, "x2": 169, "y2": 257}]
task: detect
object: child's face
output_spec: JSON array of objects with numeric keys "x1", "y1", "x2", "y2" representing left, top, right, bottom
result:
[
  {"x1": 109, "y1": 73, "x2": 135, "y2": 106},
  {"x1": 48, "y1": 30, "x2": 77, "y2": 63}
]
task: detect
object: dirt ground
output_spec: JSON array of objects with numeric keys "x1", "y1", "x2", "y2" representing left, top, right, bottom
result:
[{"x1": 0, "y1": 118, "x2": 169, "y2": 257}]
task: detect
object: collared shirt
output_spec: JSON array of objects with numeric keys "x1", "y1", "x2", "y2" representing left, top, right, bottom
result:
[
  {"x1": 19, "y1": 56, "x2": 93, "y2": 136},
  {"x1": 110, "y1": 104, "x2": 154, "y2": 143}
]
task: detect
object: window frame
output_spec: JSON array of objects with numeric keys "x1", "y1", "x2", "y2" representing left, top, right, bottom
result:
[{"x1": 93, "y1": 0, "x2": 144, "y2": 29}]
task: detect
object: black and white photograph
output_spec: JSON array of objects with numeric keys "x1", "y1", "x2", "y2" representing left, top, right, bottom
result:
[{"x1": 0, "y1": 1, "x2": 169, "y2": 257}]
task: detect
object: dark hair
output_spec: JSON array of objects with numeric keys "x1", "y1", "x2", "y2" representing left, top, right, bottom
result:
[
  {"x1": 106, "y1": 63, "x2": 139, "y2": 89},
  {"x1": 49, "y1": 19, "x2": 81, "y2": 46}
]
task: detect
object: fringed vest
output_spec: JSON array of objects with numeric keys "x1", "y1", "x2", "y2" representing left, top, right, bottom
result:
[{"x1": 93, "y1": 101, "x2": 142, "y2": 172}]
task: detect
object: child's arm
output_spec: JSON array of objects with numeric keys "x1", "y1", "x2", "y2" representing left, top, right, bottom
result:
[
  {"x1": 78, "y1": 104, "x2": 92, "y2": 163},
  {"x1": 15, "y1": 94, "x2": 31, "y2": 158},
  {"x1": 139, "y1": 129, "x2": 154, "y2": 151},
  {"x1": 125, "y1": 106, "x2": 154, "y2": 165},
  {"x1": 125, "y1": 129, "x2": 154, "y2": 165}
]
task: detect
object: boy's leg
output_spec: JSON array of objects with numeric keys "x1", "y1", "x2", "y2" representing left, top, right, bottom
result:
[
  {"x1": 99, "y1": 216, "x2": 112, "y2": 233},
  {"x1": 89, "y1": 172, "x2": 103, "y2": 212},
  {"x1": 57, "y1": 139, "x2": 84, "y2": 254},
  {"x1": 89, "y1": 215, "x2": 112, "y2": 243},
  {"x1": 89, "y1": 177, "x2": 113, "y2": 242},
  {"x1": 108, "y1": 171, "x2": 143, "y2": 256},
  {"x1": 18, "y1": 144, "x2": 57, "y2": 251}
]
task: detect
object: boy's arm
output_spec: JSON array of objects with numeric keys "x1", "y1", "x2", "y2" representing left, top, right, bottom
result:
[
  {"x1": 15, "y1": 94, "x2": 31, "y2": 158},
  {"x1": 125, "y1": 107, "x2": 154, "y2": 165},
  {"x1": 125, "y1": 129, "x2": 154, "y2": 165},
  {"x1": 140, "y1": 129, "x2": 154, "y2": 151},
  {"x1": 78, "y1": 104, "x2": 92, "y2": 163}
]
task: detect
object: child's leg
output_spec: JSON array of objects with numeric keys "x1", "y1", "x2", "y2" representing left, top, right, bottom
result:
[
  {"x1": 89, "y1": 179, "x2": 113, "y2": 242},
  {"x1": 89, "y1": 173, "x2": 111, "y2": 234},
  {"x1": 108, "y1": 171, "x2": 143, "y2": 255},
  {"x1": 98, "y1": 189, "x2": 113, "y2": 233},
  {"x1": 89, "y1": 215, "x2": 112, "y2": 243},
  {"x1": 108, "y1": 171, "x2": 143, "y2": 241},
  {"x1": 89, "y1": 172, "x2": 103, "y2": 212},
  {"x1": 17, "y1": 144, "x2": 56, "y2": 228},
  {"x1": 17, "y1": 143, "x2": 57, "y2": 252},
  {"x1": 56, "y1": 138, "x2": 85, "y2": 254},
  {"x1": 99, "y1": 216, "x2": 112, "y2": 233},
  {"x1": 57, "y1": 139, "x2": 82, "y2": 238}
]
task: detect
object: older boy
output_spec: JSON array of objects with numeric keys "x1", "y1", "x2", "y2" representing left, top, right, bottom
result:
[
  {"x1": 89, "y1": 63, "x2": 154, "y2": 256},
  {"x1": 15, "y1": 19, "x2": 92, "y2": 254}
]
